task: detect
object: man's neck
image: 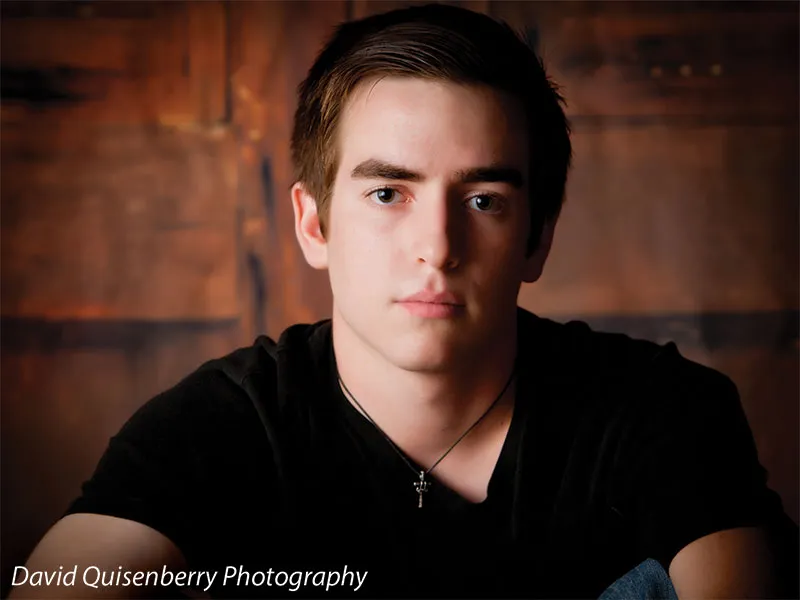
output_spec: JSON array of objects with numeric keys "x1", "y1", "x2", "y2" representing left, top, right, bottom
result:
[{"x1": 331, "y1": 312, "x2": 519, "y2": 469}]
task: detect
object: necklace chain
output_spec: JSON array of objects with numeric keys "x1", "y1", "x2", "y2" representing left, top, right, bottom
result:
[{"x1": 337, "y1": 364, "x2": 517, "y2": 507}]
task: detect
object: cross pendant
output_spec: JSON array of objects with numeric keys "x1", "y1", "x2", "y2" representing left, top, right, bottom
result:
[{"x1": 414, "y1": 470, "x2": 430, "y2": 508}]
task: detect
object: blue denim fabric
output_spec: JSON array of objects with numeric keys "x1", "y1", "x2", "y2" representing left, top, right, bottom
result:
[{"x1": 598, "y1": 559, "x2": 678, "y2": 600}]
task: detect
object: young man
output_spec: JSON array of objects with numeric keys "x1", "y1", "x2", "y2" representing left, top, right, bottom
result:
[{"x1": 11, "y1": 4, "x2": 796, "y2": 599}]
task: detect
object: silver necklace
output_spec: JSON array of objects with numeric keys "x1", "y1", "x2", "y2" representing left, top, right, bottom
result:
[{"x1": 337, "y1": 367, "x2": 517, "y2": 508}]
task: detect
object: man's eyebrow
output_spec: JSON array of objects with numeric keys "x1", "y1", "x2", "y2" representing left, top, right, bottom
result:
[
  {"x1": 350, "y1": 159, "x2": 524, "y2": 189},
  {"x1": 456, "y1": 165, "x2": 524, "y2": 189},
  {"x1": 351, "y1": 159, "x2": 422, "y2": 182}
]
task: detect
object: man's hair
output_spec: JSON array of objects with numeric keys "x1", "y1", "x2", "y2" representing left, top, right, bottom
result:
[{"x1": 290, "y1": 3, "x2": 572, "y2": 254}]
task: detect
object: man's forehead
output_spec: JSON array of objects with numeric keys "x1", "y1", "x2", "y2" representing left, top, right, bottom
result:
[
  {"x1": 343, "y1": 75, "x2": 512, "y2": 115},
  {"x1": 337, "y1": 77, "x2": 529, "y2": 181},
  {"x1": 346, "y1": 75, "x2": 448, "y2": 106}
]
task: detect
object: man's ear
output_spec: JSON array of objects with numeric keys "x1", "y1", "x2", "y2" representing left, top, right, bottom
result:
[
  {"x1": 522, "y1": 218, "x2": 557, "y2": 283},
  {"x1": 291, "y1": 182, "x2": 328, "y2": 270}
]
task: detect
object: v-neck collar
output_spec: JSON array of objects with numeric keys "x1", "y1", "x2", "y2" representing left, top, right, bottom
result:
[{"x1": 324, "y1": 313, "x2": 538, "y2": 516}]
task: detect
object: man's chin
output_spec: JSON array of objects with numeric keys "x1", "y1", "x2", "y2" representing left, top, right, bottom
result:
[
  {"x1": 383, "y1": 335, "x2": 473, "y2": 373},
  {"x1": 390, "y1": 354, "x2": 460, "y2": 374}
]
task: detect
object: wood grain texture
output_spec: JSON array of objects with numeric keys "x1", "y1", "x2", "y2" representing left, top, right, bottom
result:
[
  {"x1": 491, "y1": 1, "x2": 798, "y2": 121},
  {"x1": 1, "y1": 123, "x2": 239, "y2": 320},
  {"x1": 1, "y1": 5, "x2": 244, "y2": 590},
  {"x1": 520, "y1": 125, "x2": 799, "y2": 316},
  {"x1": 0, "y1": 1, "x2": 228, "y2": 125},
  {"x1": 229, "y1": 0, "x2": 349, "y2": 339}
]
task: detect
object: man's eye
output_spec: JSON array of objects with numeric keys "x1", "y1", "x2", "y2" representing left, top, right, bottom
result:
[
  {"x1": 467, "y1": 194, "x2": 502, "y2": 214},
  {"x1": 368, "y1": 188, "x2": 402, "y2": 205}
]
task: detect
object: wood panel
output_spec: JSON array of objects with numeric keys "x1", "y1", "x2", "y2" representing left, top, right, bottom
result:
[
  {"x1": 0, "y1": 1, "x2": 228, "y2": 125},
  {"x1": 491, "y1": 1, "x2": 798, "y2": 121},
  {"x1": 1, "y1": 123, "x2": 240, "y2": 320},
  {"x1": 520, "y1": 125, "x2": 799, "y2": 315},
  {"x1": 229, "y1": 0, "x2": 349, "y2": 339},
  {"x1": 1, "y1": 2, "x2": 242, "y2": 594}
]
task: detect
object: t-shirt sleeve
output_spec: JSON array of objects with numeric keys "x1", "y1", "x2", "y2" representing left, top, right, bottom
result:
[
  {"x1": 64, "y1": 365, "x2": 263, "y2": 566},
  {"x1": 616, "y1": 347, "x2": 789, "y2": 571}
]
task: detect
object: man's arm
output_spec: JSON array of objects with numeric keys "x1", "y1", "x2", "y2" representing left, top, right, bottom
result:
[
  {"x1": 606, "y1": 344, "x2": 798, "y2": 599},
  {"x1": 669, "y1": 526, "x2": 795, "y2": 599},
  {"x1": 8, "y1": 513, "x2": 188, "y2": 599}
]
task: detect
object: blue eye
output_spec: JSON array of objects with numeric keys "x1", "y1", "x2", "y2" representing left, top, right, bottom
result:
[
  {"x1": 369, "y1": 187, "x2": 401, "y2": 205},
  {"x1": 467, "y1": 194, "x2": 502, "y2": 214}
]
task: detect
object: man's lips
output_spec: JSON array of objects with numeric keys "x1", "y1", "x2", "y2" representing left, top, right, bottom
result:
[
  {"x1": 397, "y1": 290, "x2": 464, "y2": 305},
  {"x1": 395, "y1": 290, "x2": 465, "y2": 318}
]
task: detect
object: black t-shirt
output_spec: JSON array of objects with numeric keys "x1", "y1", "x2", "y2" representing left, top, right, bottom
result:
[{"x1": 66, "y1": 308, "x2": 788, "y2": 598}]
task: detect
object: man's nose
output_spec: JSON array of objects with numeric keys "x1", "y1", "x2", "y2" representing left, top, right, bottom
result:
[{"x1": 409, "y1": 194, "x2": 463, "y2": 271}]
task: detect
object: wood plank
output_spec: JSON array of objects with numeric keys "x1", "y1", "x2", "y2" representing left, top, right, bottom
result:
[
  {"x1": 1, "y1": 124, "x2": 240, "y2": 320},
  {"x1": 0, "y1": 1, "x2": 161, "y2": 20},
  {"x1": 491, "y1": 1, "x2": 798, "y2": 120},
  {"x1": 0, "y1": 2, "x2": 228, "y2": 125},
  {"x1": 0, "y1": 18, "x2": 146, "y2": 71},
  {"x1": 519, "y1": 125, "x2": 798, "y2": 315},
  {"x1": 229, "y1": 1, "x2": 349, "y2": 338},
  {"x1": 186, "y1": 1, "x2": 229, "y2": 124}
]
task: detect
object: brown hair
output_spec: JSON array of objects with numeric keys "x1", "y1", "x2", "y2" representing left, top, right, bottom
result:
[{"x1": 291, "y1": 3, "x2": 572, "y2": 254}]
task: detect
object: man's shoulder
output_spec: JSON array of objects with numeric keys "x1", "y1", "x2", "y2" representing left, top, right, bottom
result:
[
  {"x1": 131, "y1": 318, "x2": 333, "y2": 430},
  {"x1": 522, "y1": 309, "x2": 665, "y2": 370},
  {"x1": 183, "y1": 317, "x2": 329, "y2": 386},
  {"x1": 519, "y1": 308, "x2": 732, "y2": 395}
]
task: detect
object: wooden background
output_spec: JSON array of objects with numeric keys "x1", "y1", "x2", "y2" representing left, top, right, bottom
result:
[{"x1": 1, "y1": 1, "x2": 797, "y2": 594}]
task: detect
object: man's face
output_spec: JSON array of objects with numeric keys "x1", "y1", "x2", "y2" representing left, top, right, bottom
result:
[{"x1": 306, "y1": 77, "x2": 545, "y2": 372}]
